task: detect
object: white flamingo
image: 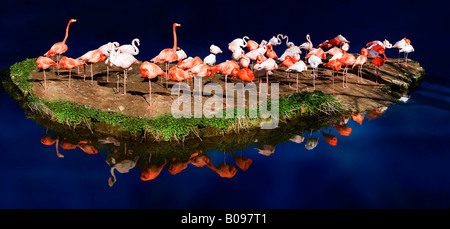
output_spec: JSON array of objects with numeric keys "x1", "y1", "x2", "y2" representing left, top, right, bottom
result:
[
  {"x1": 308, "y1": 55, "x2": 322, "y2": 91},
  {"x1": 100, "y1": 41, "x2": 119, "y2": 83},
  {"x1": 118, "y1": 38, "x2": 140, "y2": 55},
  {"x1": 286, "y1": 60, "x2": 308, "y2": 92},
  {"x1": 108, "y1": 43, "x2": 139, "y2": 95}
]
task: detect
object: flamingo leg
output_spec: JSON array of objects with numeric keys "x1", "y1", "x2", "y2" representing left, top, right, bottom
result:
[
  {"x1": 147, "y1": 79, "x2": 152, "y2": 109},
  {"x1": 266, "y1": 72, "x2": 270, "y2": 96},
  {"x1": 121, "y1": 70, "x2": 127, "y2": 96},
  {"x1": 405, "y1": 53, "x2": 408, "y2": 66},
  {"x1": 68, "y1": 69, "x2": 71, "y2": 89},
  {"x1": 225, "y1": 75, "x2": 230, "y2": 107},
  {"x1": 57, "y1": 55, "x2": 60, "y2": 76},
  {"x1": 296, "y1": 72, "x2": 299, "y2": 92},
  {"x1": 107, "y1": 66, "x2": 110, "y2": 83},
  {"x1": 332, "y1": 71, "x2": 335, "y2": 95},
  {"x1": 83, "y1": 64, "x2": 86, "y2": 81},
  {"x1": 116, "y1": 73, "x2": 120, "y2": 94},
  {"x1": 91, "y1": 63, "x2": 94, "y2": 84},
  {"x1": 43, "y1": 69, "x2": 47, "y2": 93}
]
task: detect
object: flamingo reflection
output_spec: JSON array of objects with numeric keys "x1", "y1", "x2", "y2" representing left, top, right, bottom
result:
[
  {"x1": 207, "y1": 151, "x2": 237, "y2": 178},
  {"x1": 305, "y1": 130, "x2": 319, "y2": 150},
  {"x1": 254, "y1": 145, "x2": 275, "y2": 156},
  {"x1": 141, "y1": 153, "x2": 167, "y2": 181},
  {"x1": 231, "y1": 150, "x2": 252, "y2": 171},
  {"x1": 107, "y1": 144, "x2": 139, "y2": 187}
]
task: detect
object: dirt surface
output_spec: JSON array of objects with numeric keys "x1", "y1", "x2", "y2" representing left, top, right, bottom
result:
[{"x1": 31, "y1": 56, "x2": 424, "y2": 118}]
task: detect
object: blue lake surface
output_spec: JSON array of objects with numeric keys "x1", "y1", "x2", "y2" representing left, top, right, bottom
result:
[{"x1": 0, "y1": 73, "x2": 448, "y2": 209}]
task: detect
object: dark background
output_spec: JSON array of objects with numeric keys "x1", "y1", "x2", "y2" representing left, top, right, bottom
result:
[{"x1": 0, "y1": 0, "x2": 448, "y2": 79}]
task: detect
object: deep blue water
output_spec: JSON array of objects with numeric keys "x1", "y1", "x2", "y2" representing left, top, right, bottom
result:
[{"x1": 0, "y1": 74, "x2": 449, "y2": 209}]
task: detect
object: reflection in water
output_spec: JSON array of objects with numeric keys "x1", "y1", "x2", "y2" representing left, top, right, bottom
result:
[{"x1": 38, "y1": 107, "x2": 388, "y2": 187}]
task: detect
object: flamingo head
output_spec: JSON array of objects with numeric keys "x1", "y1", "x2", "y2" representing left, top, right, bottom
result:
[
  {"x1": 70, "y1": 19, "x2": 77, "y2": 23},
  {"x1": 174, "y1": 23, "x2": 181, "y2": 27},
  {"x1": 383, "y1": 39, "x2": 392, "y2": 48},
  {"x1": 361, "y1": 48, "x2": 369, "y2": 56}
]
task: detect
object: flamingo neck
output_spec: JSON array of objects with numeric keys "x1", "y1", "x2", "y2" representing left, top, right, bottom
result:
[
  {"x1": 172, "y1": 25, "x2": 178, "y2": 50},
  {"x1": 132, "y1": 39, "x2": 139, "y2": 55},
  {"x1": 62, "y1": 20, "x2": 73, "y2": 44}
]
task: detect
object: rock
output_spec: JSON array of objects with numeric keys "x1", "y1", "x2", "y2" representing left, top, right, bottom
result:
[{"x1": 119, "y1": 106, "x2": 125, "y2": 111}]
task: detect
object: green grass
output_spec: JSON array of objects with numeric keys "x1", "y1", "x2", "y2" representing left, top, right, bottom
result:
[{"x1": 8, "y1": 58, "x2": 343, "y2": 141}]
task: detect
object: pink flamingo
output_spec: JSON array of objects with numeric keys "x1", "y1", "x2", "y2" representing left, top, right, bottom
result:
[
  {"x1": 371, "y1": 57, "x2": 385, "y2": 84},
  {"x1": 78, "y1": 49, "x2": 106, "y2": 83},
  {"x1": 140, "y1": 61, "x2": 166, "y2": 109},
  {"x1": 169, "y1": 65, "x2": 193, "y2": 104},
  {"x1": 279, "y1": 55, "x2": 298, "y2": 88},
  {"x1": 36, "y1": 56, "x2": 57, "y2": 92},
  {"x1": 189, "y1": 63, "x2": 212, "y2": 96},
  {"x1": 59, "y1": 56, "x2": 85, "y2": 89},
  {"x1": 340, "y1": 53, "x2": 356, "y2": 88},
  {"x1": 392, "y1": 38, "x2": 411, "y2": 63},
  {"x1": 237, "y1": 67, "x2": 255, "y2": 107},
  {"x1": 44, "y1": 19, "x2": 77, "y2": 76},
  {"x1": 299, "y1": 34, "x2": 313, "y2": 58},
  {"x1": 324, "y1": 59, "x2": 342, "y2": 95},
  {"x1": 352, "y1": 48, "x2": 369, "y2": 83},
  {"x1": 151, "y1": 23, "x2": 181, "y2": 88},
  {"x1": 210, "y1": 60, "x2": 239, "y2": 106}
]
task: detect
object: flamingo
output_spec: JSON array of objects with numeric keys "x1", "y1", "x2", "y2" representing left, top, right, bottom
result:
[
  {"x1": 299, "y1": 34, "x2": 313, "y2": 58},
  {"x1": 392, "y1": 38, "x2": 411, "y2": 63},
  {"x1": 78, "y1": 49, "x2": 106, "y2": 83},
  {"x1": 204, "y1": 53, "x2": 217, "y2": 66},
  {"x1": 371, "y1": 57, "x2": 385, "y2": 84},
  {"x1": 118, "y1": 38, "x2": 140, "y2": 55},
  {"x1": 36, "y1": 56, "x2": 57, "y2": 92},
  {"x1": 324, "y1": 59, "x2": 342, "y2": 95},
  {"x1": 352, "y1": 48, "x2": 369, "y2": 83},
  {"x1": 140, "y1": 61, "x2": 167, "y2": 109},
  {"x1": 176, "y1": 48, "x2": 187, "y2": 61},
  {"x1": 230, "y1": 36, "x2": 249, "y2": 48},
  {"x1": 40, "y1": 134, "x2": 63, "y2": 158},
  {"x1": 279, "y1": 55, "x2": 298, "y2": 87},
  {"x1": 325, "y1": 47, "x2": 342, "y2": 57},
  {"x1": 286, "y1": 60, "x2": 308, "y2": 92},
  {"x1": 210, "y1": 60, "x2": 239, "y2": 106},
  {"x1": 308, "y1": 55, "x2": 322, "y2": 91},
  {"x1": 151, "y1": 23, "x2": 181, "y2": 88},
  {"x1": 318, "y1": 40, "x2": 333, "y2": 49},
  {"x1": 108, "y1": 43, "x2": 139, "y2": 95},
  {"x1": 305, "y1": 47, "x2": 325, "y2": 59},
  {"x1": 188, "y1": 63, "x2": 211, "y2": 96},
  {"x1": 268, "y1": 34, "x2": 282, "y2": 46},
  {"x1": 169, "y1": 65, "x2": 193, "y2": 104},
  {"x1": 340, "y1": 53, "x2": 356, "y2": 88},
  {"x1": 59, "y1": 56, "x2": 85, "y2": 89},
  {"x1": 239, "y1": 55, "x2": 251, "y2": 68},
  {"x1": 246, "y1": 39, "x2": 259, "y2": 51},
  {"x1": 44, "y1": 19, "x2": 77, "y2": 76},
  {"x1": 237, "y1": 67, "x2": 255, "y2": 107},
  {"x1": 177, "y1": 56, "x2": 203, "y2": 70},
  {"x1": 265, "y1": 44, "x2": 278, "y2": 59},
  {"x1": 254, "y1": 58, "x2": 278, "y2": 96},
  {"x1": 231, "y1": 47, "x2": 245, "y2": 61},
  {"x1": 99, "y1": 41, "x2": 119, "y2": 82},
  {"x1": 210, "y1": 44, "x2": 223, "y2": 54},
  {"x1": 400, "y1": 44, "x2": 414, "y2": 66}
]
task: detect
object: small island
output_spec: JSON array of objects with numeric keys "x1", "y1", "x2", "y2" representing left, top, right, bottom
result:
[{"x1": 3, "y1": 56, "x2": 425, "y2": 142}]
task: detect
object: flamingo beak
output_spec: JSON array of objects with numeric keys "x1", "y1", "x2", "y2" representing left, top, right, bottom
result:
[{"x1": 71, "y1": 19, "x2": 77, "y2": 22}]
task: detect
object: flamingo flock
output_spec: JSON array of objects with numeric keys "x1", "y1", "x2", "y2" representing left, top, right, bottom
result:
[{"x1": 36, "y1": 19, "x2": 415, "y2": 110}]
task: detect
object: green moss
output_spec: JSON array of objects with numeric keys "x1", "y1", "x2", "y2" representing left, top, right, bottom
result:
[{"x1": 9, "y1": 58, "x2": 37, "y2": 95}]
